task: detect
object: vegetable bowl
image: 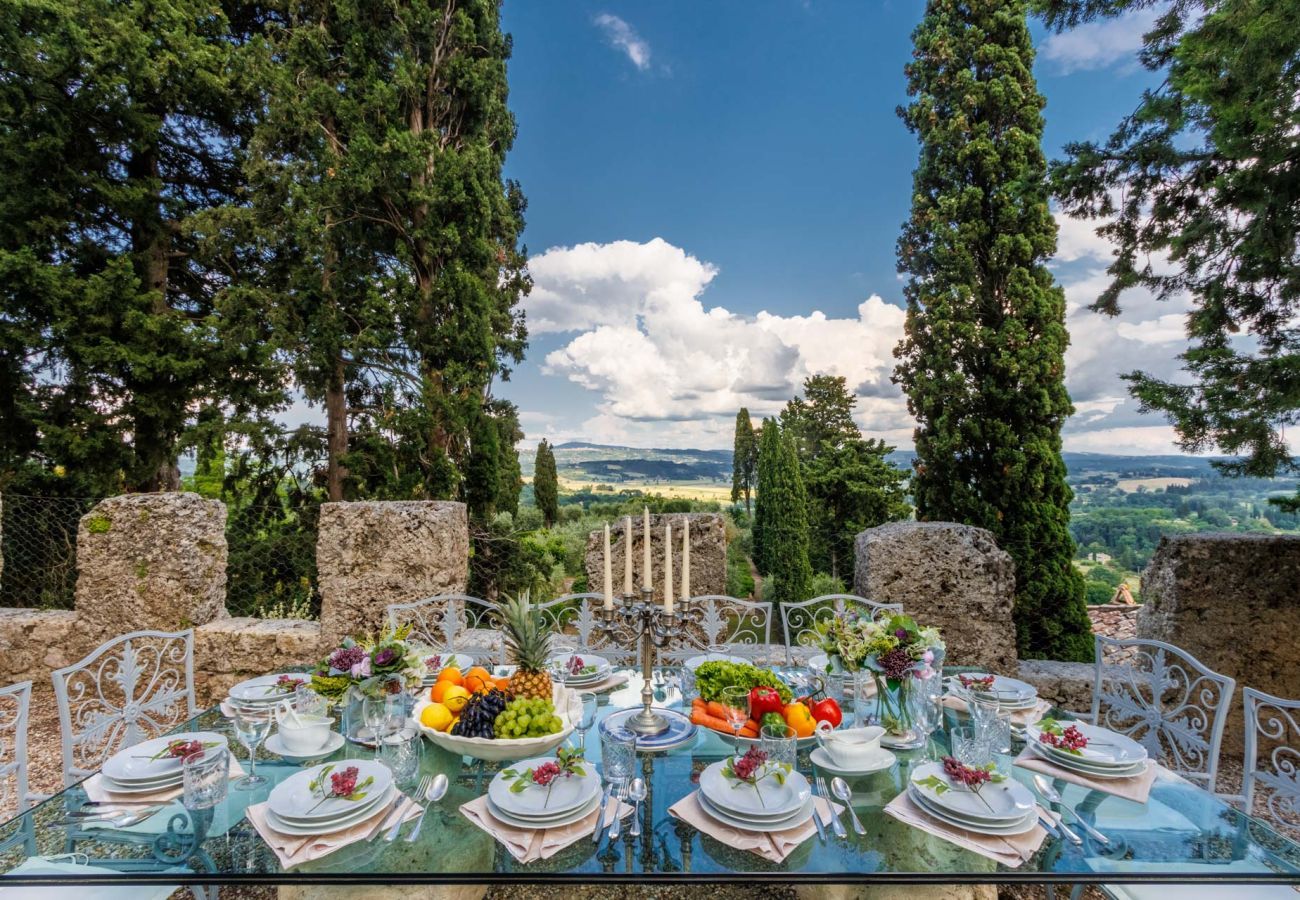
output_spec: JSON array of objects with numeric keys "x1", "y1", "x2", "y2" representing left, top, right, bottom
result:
[
  {"x1": 412, "y1": 683, "x2": 581, "y2": 762},
  {"x1": 687, "y1": 660, "x2": 842, "y2": 750}
]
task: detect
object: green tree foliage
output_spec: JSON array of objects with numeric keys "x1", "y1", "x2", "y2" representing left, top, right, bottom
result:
[
  {"x1": 752, "y1": 419, "x2": 780, "y2": 576},
  {"x1": 894, "y1": 0, "x2": 1093, "y2": 661},
  {"x1": 730, "y1": 408, "x2": 758, "y2": 513},
  {"x1": 1038, "y1": 0, "x2": 1300, "y2": 496},
  {"x1": 533, "y1": 439, "x2": 559, "y2": 528},
  {"x1": 763, "y1": 426, "x2": 813, "y2": 606},
  {"x1": 0, "y1": 0, "x2": 284, "y2": 493},
  {"x1": 781, "y1": 375, "x2": 860, "y2": 458}
]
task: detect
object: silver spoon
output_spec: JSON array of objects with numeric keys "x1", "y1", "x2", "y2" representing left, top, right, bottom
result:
[
  {"x1": 1032, "y1": 775, "x2": 1108, "y2": 845},
  {"x1": 405, "y1": 773, "x2": 449, "y2": 843},
  {"x1": 830, "y1": 776, "x2": 867, "y2": 836},
  {"x1": 628, "y1": 778, "x2": 647, "y2": 837}
]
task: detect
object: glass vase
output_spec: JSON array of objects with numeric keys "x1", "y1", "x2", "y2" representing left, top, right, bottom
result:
[{"x1": 871, "y1": 671, "x2": 926, "y2": 749}]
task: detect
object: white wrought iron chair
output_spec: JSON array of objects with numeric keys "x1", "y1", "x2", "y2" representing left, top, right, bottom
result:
[
  {"x1": 0, "y1": 681, "x2": 33, "y2": 855},
  {"x1": 1092, "y1": 635, "x2": 1235, "y2": 792},
  {"x1": 386, "y1": 593, "x2": 504, "y2": 665},
  {"x1": 779, "y1": 593, "x2": 904, "y2": 665},
  {"x1": 660, "y1": 595, "x2": 774, "y2": 664},
  {"x1": 51, "y1": 630, "x2": 198, "y2": 787},
  {"x1": 533, "y1": 593, "x2": 636, "y2": 666}
]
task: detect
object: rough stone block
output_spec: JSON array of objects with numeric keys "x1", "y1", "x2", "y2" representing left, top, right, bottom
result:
[
  {"x1": 854, "y1": 522, "x2": 1018, "y2": 671},
  {"x1": 1139, "y1": 532, "x2": 1300, "y2": 754},
  {"x1": 1017, "y1": 659, "x2": 1094, "y2": 714},
  {"x1": 317, "y1": 501, "x2": 469, "y2": 646},
  {"x1": 75, "y1": 492, "x2": 228, "y2": 640},
  {"x1": 194, "y1": 617, "x2": 322, "y2": 703},
  {"x1": 584, "y1": 512, "x2": 727, "y2": 599},
  {"x1": 0, "y1": 608, "x2": 85, "y2": 684}
]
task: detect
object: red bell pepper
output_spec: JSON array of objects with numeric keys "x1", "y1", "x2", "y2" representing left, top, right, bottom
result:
[{"x1": 748, "y1": 685, "x2": 783, "y2": 718}]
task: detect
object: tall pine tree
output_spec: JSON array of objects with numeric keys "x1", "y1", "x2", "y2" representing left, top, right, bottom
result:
[
  {"x1": 533, "y1": 439, "x2": 558, "y2": 528},
  {"x1": 764, "y1": 425, "x2": 813, "y2": 607},
  {"x1": 894, "y1": 0, "x2": 1093, "y2": 661},
  {"x1": 752, "y1": 419, "x2": 780, "y2": 576},
  {"x1": 731, "y1": 408, "x2": 757, "y2": 513}
]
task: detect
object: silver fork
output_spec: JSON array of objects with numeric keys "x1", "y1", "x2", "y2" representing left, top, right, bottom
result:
[
  {"x1": 606, "y1": 781, "x2": 629, "y2": 841},
  {"x1": 383, "y1": 775, "x2": 432, "y2": 842},
  {"x1": 815, "y1": 775, "x2": 847, "y2": 839}
]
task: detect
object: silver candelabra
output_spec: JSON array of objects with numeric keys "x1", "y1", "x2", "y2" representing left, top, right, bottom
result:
[{"x1": 598, "y1": 588, "x2": 704, "y2": 735}]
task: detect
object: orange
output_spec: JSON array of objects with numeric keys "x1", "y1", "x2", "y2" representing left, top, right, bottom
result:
[
  {"x1": 419, "y1": 702, "x2": 453, "y2": 732},
  {"x1": 493, "y1": 676, "x2": 511, "y2": 693},
  {"x1": 428, "y1": 681, "x2": 451, "y2": 703},
  {"x1": 463, "y1": 673, "x2": 490, "y2": 694},
  {"x1": 442, "y1": 684, "x2": 472, "y2": 714},
  {"x1": 464, "y1": 666, "x2": 492, "y2": 682},
  {"x1": 436, "y1": 666, "x2": 463, "y2": 686}
]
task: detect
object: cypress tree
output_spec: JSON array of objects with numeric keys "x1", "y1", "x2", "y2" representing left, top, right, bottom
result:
[
  {"x1": 894, "y1": 0, "x2": 1093, "y2": 661},
  {"x1": 765, "y1": 426, "x2": 813, "y2": 607},
  {"x1": 752, "y1": 419, "x2": 780, "y2": 576},
  {"x1": 731, "y1": 408, "x2": 757, "y2": 514},
  {"x1": 533, "y1": 439, "x2": 559, "y2": 528}
]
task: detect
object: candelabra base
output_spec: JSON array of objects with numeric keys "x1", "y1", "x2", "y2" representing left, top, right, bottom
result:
[
  {"x1": 625, "y1": 707, "x2": 670, "y2": 736},
  {"x1": 601, "y1": 707, "x2": 698, "y2": 753}
]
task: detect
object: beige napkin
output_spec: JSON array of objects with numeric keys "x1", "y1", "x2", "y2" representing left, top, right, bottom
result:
[
  {"x1": 460, "y1": 794, "x2": 632, "y2": 863},
  {"x1": 84, "y1": 756, "x2": 247, "y2": 805},
  {"x1": 1013, "y1": 746, "x2": 1158, "y2": 803},
  {"x1": 942, "y1": 695, "x2": 1053, "y2": 728},
  {"x1": 884, "y1": 790, "x2": 1047, "y2": 867},
  {"x1": 668, "y1": 790, "x2": 840, "y2": 864},
  {"x1": 246, "y1": 794, "x2": 421, "y2": 869},
  {"x1": 586, "y1": 673, "x2": 630, "y2": 694}
]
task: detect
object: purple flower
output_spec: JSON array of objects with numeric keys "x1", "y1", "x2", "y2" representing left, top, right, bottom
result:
[
  {"x1": 328, "y1": 645, "x2": 366, "y2": 672},
  {"x1": 878, "y1": 648, "x2": 915, "y2": 680},
  {"x1": 894, "y1": 628, "x2": 908, "y2": 640},
  {"x1": 373, "y1": 648, "x2": 398, "y2": 667},
  {"x1": 349, "y1": 656, "x2": 371, "y2": 678}
]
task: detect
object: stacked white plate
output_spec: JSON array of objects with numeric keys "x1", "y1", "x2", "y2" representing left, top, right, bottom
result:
[
  {"x1": 226, "y1": 674, "x2": 307, "y2": 716},
  {"x1": 696, "y1": 758, "x2": 814, "y2": 833},
  {"x1": 552, "y1": 653, "x2": 611, "y2": 688},
  {"x1": 1023, "y1": 720, "x2": 1149, "y2": 779},
  {"x1": 485, "y1": 755, "x2": 603, "y2": 829},
  {"x1": 100, "y1": 731, "x2": 228, "y2": 794},
  {"x1": 907, "y1": 761, "x2": 1038, "y2": 835},
  {"x1": 420, "y1": 652, "x2": 475, "y2": 687},
  {"x1": 947, "y1": 673, "x2": 1040, "y2": 711},
  {"x1": 265, "y1": 760, "x2": 395, "y2": 835}
]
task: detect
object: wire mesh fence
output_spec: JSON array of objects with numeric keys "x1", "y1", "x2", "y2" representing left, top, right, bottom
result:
[{"x1": 0, "y1": 494, "x2": 321, "y2": 618}]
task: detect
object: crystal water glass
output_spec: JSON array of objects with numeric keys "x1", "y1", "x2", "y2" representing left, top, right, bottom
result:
[
  {"x1": 232, "y1": 710, "x2": 271, "y2": 790},
  {"x1": 968, "y1": 697, "x2": 1012, "y2": 754},
  {"x1": 951, "y1": 725, "x2": 993, "y2": 768},
  {"x1": 182, "y1": 746, "x2": 230, "y2": 810},
  {"x1": 759, "y1": 723, "x2": 797, "y2": 767},
  {"x1": 378, "y1": 729, "x2": 421, "y2": 788},
  {"x1": 362, "y1": 697, "x2": 391, "y2": 755},
  {"x1": 292, "y1": 684, "x2": 329, "y2": 718},
  {"x1": 601, "y1": 727, "x2": 637, "y2": 787},
  {"x1": 908, "y1": 681, "x2": 945, "y2": 757},
  {"x1": 576, "y1": 691, "x2": 598, "y2": 753}
]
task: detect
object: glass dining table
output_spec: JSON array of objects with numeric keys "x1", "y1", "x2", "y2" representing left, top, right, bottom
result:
[{"x1": 2, "y1": 665, "x2": 1300, "y2": 888}]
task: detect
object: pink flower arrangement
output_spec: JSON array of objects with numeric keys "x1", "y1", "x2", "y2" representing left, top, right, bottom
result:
[{"x1": 1039, "y1": 722, "x2": 1089, "y2": 753}]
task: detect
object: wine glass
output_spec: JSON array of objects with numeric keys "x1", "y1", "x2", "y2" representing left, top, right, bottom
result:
[
  {"x1": 362, "y1": 697, "x2": 390, "y2": 757},
  {"x1": 908, "y1": 682, "x2": 945, "y2": 760},
  {"x1": 575, "y1": 691, "x2": 598, "y2": 754},
  {"x1": 232, "y1": 709, "x2": 271, "y2": 790},
  {"x1": 721, "y1": 686, "x2": 751, "y2": 750}
]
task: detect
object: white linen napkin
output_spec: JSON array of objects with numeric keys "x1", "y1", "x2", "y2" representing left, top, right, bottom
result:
[
  {"x1": 459, "y1": 794, "x2": 632, "y2": 864},
  {"x1": 667, "y1": 790, "x2": 840, "y2": 864},
  {"x1": 245, "y1": 794, "x2": 421, "y2": 869},
  {"x1": 1013, "y1": 746, "x2": 1159, "y2": 803},
  {"x1": 884, "y1": 790, "x2": 1047, "y2": 867}
]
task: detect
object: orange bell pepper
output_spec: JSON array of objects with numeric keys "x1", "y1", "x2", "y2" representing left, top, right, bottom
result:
[{"x1": 783, "y1": 701, "x2": 816, "y2": 738}]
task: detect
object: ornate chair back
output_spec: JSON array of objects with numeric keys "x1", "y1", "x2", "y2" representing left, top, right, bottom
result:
[
  {"x1": 1092, "y1": 635, "x2": 1235, "y2": 791},
  {"x1": 1242, "y1": 687, "x2": 1300, "y2": 830},
  {"x1": 51, "y1": 630, "x2": 197, "y2": 787},
  {"x1": 386, "y1": 594, "x2": 503, "y2": 665},
  {"x1": 659, "y1": 595, "x2": 774, "y2": 664},
  {"x1": 780, "y1": 594, "x2": 904, "y2": 665},
  {"x1": 533, "y1": 593, "x2": 636, "y2": 666},
  {"x1": 0, "y1": 681, "x2": 32, "y2": 820}
]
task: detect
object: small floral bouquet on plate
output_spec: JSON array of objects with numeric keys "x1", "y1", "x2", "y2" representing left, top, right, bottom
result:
[
  {"x1": 307, "y1": 764, "x2": 374, "y2": 813},
  {"x1": 501, "y1": 747, "x2": 587, "y2": 807},
  {"x1": 1036, "y1": 718, "x2": 1089, "y2": 755},
  {"x1": 916, "y1": 756, "x2": 1008, "y2": 813},
  {"x1": 310, "y1": 624, "x2": 427, "y2": 703},
  {"x1": 721, "y1": 747, "x2": 791, "y2": 809}
]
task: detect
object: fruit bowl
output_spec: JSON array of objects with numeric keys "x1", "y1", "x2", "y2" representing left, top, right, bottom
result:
[{"x1": 412, "y1": 683, "x2": 580, "y2": 762}]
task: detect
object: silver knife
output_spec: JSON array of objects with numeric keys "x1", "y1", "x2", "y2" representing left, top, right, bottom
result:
[
  {"x1": 364, "y1": 796, "x2": 407, "y2": 841},
  {"x1": 591, "y1": 783, "x2": 613, "y2": 844},
  {"x1": 1038, "y1": 813, "x2": 1061, "y2": 839},
  {"x1": 808, "y1": 777, "x2": 827, "y2": 843}
]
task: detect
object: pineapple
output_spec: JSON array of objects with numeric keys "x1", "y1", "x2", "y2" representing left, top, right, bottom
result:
[{"x1": 501, "y1": 591, "x2": 554, "y2": 700}]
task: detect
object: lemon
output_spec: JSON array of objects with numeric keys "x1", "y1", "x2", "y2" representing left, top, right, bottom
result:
[
  {"x1": 442, "y1": 684, "x2": 472, "y2": 714},
  {"x1": 419, "y1": 702, "x2": 453, "y2": 732}
]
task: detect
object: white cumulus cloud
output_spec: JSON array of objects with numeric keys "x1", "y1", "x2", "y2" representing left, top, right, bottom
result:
[
  {"x1": 594, "y1": 14, "x2": 652, "y2": 71},
  {"x1": 1040, "y1": 8, "x2": 1159, "y2": 74}
]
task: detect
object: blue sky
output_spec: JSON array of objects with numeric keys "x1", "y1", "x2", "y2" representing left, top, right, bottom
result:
[{"x1": 490, "y1": 2, "x2": 1187, "y2": 453}]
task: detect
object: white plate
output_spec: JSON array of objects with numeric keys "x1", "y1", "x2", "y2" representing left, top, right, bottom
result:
[
  {"x1": 948, "y1": 673, "x2": 1037, "y2": 703},
  {"x1": 810, "y1": 746, "x2": 896, "y2": 776},
  {"x1": 685, "y1": 653, "x2": 747, "y2": 671},
  {"x1": 696, "y1": 789, "x2": 814, "y2": 833},
  {"x1": 102, "y1": 732, "x2": 227, "y2": 783},
  {"x1": 268, "y1": 759, "x2": 393, "y2": 822},
  {"x1": 698, "y1": 759, "x2": 809, "y2": 820},
  {"x1": 808, "y1": 654, "x2": 832, "y2": 674},
  {"x1": 229, "y1": 675, "x2": 306, "y2": 704},
  {"x1": 422, "y1": 652, "x2": 476, "y2": 680},
  {"x1": 266, "y1": 785, "x2": 396, "y2": 835},
  {"x1": 564, "y1": 670, "x2": 612, "y2": 687},
  {"x1": 551, "y1": 653, "x2": 610, "y2": 680},
  {"x1": 1024, "y1": 720, "x2": 1148, "y2": 767},
  {"x1": 908, "y1": 784, "x2": 1038, "y2": 836},
  {"x1": 909, "y1": 761, "x2": 1035, "y2": 823},
  {"x1": 98, "y1": 772, "x2": 182, "y2": 795},
  {"x1": 1026, "y1": 742, "x2": 1149, "y2": 779},
  {"x1": 485, "y1": 789, "x2": 601, "y2": 831},
  {"x1": 487, "y1": 756, "x2": 601, "y2": 819},
  {"x1": 265, "y1": 731, "x2": 344, "y2": 762}
]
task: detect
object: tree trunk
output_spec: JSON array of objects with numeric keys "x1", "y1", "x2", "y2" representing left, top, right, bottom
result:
[{"x1": 326, "y1": 354, "x2": 348, "y2": 501}]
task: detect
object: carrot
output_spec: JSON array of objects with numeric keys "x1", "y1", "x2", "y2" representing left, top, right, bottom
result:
[
  {"x1": 739, "y1": 723, "x2": 759, "y2": 738},
  {"x1": 690, "y1": 709, "x2": 734, "y2": 733},
  {"x1": 691, "y1": 697, "x2": 707, "y2": 711},
  {"x1": 706, "y1": 700, "x2": 729, "y2": 719}
]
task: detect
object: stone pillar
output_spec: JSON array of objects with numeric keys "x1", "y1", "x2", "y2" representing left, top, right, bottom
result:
[
  {"x1": 1139, "y1": 532, "x2": 1300, "y2": 754},
  {"x1": 584, "y1": 512, "x2": 727, "y2": 597},
  {"x1": 854, "y1": 521, "x2": 1018, "y2": 671},
  {"x1": 316, "y1": 501, "x2": 469, "y2": 646},
  {"x1": 75, "y1": 492, "x2": 229, "y2": 641}
]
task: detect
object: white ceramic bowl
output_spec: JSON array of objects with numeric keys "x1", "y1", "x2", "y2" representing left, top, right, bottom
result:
[
  {"x1": 412, "y1": 684, "x2": 579, "y2": 762},
  {"x1": 275, "y1": 715, "x2": 335, "y2": 755}
]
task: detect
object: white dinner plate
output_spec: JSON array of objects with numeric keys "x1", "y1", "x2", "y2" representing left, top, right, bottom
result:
[
  {"x1": 486, "y1": 790, "x2": 601, "y2": 830},
  {"x1": 268, "y1": 759, "x2": 393, "y2": 822},
  {"x1": 696, "y1": 789, "x2": 815, "y2": 833},
  {"x1": 909, "y1": 761, "x2": 1035, "y2": 823},
  {"x1": 421, "y1": 652, "x2": 476, "y2": 682},
  {"x1": 948, "y1": 673, "x2": 1037, "y2": 703},
  {"x1": 266, "y1": 785, "x2": 396, "y2": 835},
  {"x1": 1024, "y1": 720, "x2": 1148, "y2": 767},
  {"x1": 98, "y1": 772, "x2": 182, "y2": 795},
  {"x1": 487, "y1": 756, "x2": 601, "y2": 819},
  {"x1": 908, "y1": 785, "x2": 1039, "y2": 836},
  {"x1": 229, "y1": 675, "x2": 305, "y2": 704},
  {"x1": 265, "y1": 731, "x2": 345, "y2": 763},
  {"x1": 102, "y1": 732, "x2": 227, "y2": 783},
  {"x1": 1026, "y1": 742, "x2": 1149, "y2": 779},
  {"x1": 698, "y1": 759, "x2": 809, "y2": 820}
]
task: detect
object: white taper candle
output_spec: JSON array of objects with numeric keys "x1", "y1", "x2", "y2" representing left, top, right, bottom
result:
[
  {"x1": 681, "y1": 518, "x2": 691, "y2": 601},
  {"x1": 603, "y1": 523, "x2": 613, "y2": 610},
  {"x1": 664, "y1": 522, "x2": 674, "y2": 615},
  {"x1": 642, "y1": 506, "x2": 652, "y2": 590},
  {"x1": 623, "y1": 516, "x2": 633, "y2": 595}
]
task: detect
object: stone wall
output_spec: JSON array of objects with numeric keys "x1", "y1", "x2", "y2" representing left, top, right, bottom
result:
[
  {"x1": 854, "y1": 522, "x2": 1019, "y2": 672},
  {"x1": 0, "y1": 609, "x2": 86, "y2": 684},
  {"x1": 193, "y1": 617, "x2": 322, "y2": 703},
  {"x1": 1139, "y1": 532, "x2": 1300, "y2": 754},
  {"x1": 583, "y1": 513, "x2": 726, "y2": 599},
  {"x1": 74, "y1": 492, "x2": 229, "y2": 641},
  {"x1": 1017, "y1": 659, "x2": 1094, "y2": 714},
  {"x1": 317, "y1": 501, "x2": 469, "y2": 646},
  {"x1": 1087, "y1": 603, "x2": 1139, "y2": 644}
]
